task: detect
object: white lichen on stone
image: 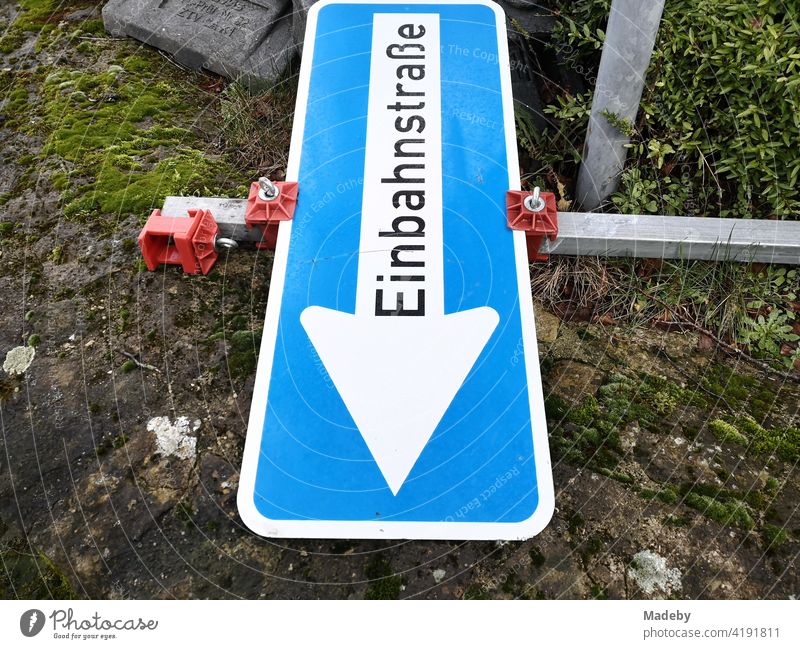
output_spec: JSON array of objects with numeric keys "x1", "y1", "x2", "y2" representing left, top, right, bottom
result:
[
  {"x1": 147, "y1": 416, "x2": 200, "y2": 460},
  {"x1": 432, "y1": 569, "x2": 447, "y2": 584},
  {"x1": 3, "y1": 346, "x2": 35, "y2": 375},
  {"x1": 628, "y1": 550, "x2": 682, "y2": 595}
]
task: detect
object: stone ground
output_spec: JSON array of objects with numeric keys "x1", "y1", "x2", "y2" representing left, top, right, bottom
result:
[{"x1": 1, "y1": 1, "x2": 798, "y2": 600}]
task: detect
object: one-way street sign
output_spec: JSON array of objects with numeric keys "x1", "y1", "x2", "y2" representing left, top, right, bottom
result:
[{"x1": 238, "y1": 0, "x2": 554, "y2": 539}]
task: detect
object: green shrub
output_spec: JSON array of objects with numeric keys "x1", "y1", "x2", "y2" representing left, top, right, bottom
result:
[{"x1": 549, "y1": 0, "x2": 800, "y2": 219}]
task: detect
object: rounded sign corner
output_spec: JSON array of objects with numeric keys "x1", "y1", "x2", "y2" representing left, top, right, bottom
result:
[
  {"x1": 482, "y1": 0, "x2": 509, "y2": 25},
  {"x1": 307, "y1": 0, "x2": 338, "y2": 22},
  {"x1": 514, "y1": 489, "x2": 556, "y2": 541},
  {"x1": 236, "y1": 484, "x2": 274, "y2": 537}
]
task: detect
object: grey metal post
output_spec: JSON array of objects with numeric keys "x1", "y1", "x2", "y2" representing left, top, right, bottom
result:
[{"x1": 575, "y1": 0, "x2": 665, "y2": 211}]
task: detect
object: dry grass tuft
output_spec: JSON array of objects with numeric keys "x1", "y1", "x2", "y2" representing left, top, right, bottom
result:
[{"x1": 218, "y1": 81, "x2": 297, "y2": 179}]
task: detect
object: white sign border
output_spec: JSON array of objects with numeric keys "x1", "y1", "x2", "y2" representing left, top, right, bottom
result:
[{"x1": 238, "y1": 0, "x2": 554, "y2": 540}]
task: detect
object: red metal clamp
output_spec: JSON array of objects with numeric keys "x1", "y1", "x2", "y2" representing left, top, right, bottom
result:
[
  {"x1": 244, "y1": 178, "x2": 299, "y2": 249},
  {"x1": 506, "y1": 188, "x2": 559, "y2": 262},
  {"x1": 138, "y1": 208, "x2": 219, "y2": 275}
]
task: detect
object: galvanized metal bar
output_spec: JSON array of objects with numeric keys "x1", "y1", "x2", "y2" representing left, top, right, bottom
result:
[
  {"x1": 162, "y1": 196, "x2": 263, "y2": 244},
  {"x1": 160, "y1": 196, "x2": 800, "y2": 265},
  {"x1": 575, "y1": 0, "x2": 665, "y2": 211},
  {"x1": 547, "y1": 212, "x2": 800, "y2": 265}
]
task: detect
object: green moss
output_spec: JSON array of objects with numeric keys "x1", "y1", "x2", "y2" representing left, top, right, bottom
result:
[
  {"x1": 597, "y1": 467, "x2": 634, "y2": 484},
  {"x1": 567, "y1": 511, "x2": 584, "y2": 535},
  {"x1": 737, "y1": 416, "x2": 800, "y2": 462},
  {"x1": 49, "y1": 171, "x2": 69, "y2": 191},
  {"x1": 640, "y1": 485, "x2": 679, "y2": 505},
  {"x1": 4, "y1": 87, "x2": 30, "y2": 125},
  {"x1": 761, "y1": 524, "x2": 790, "y2": 551},
  {"x1": 111, "y1": 434, "x2": 129, "y2": 449},
  {"x1": 226, "y1": 314, "x2": 251, "y2": 331},
  {"x1": 579, "y1": 534, "x2": 606, "y2": 562},
  {"x1": 765, "y1": 477, "x2": 780, "y2": 494},
  {"x1": 364, "y1": 558, "x2": 403, "y2": 600},
  {"x1": 50, "y1": 244, "x2": 64, "y2": 264},
  {"x1": 115, "y1": 53, "x2": 159, "y2": 75},
  {"x1": 708, "y1": 419, "x2": 749, "y2": 446},
  {"x1": 701, "y1": 365, "x2": 777, "y2": 421},
  {"x1": 174, "y1": 501, "x2": 196, "y2": 528},
  {"x1": 549, "y1": 372, "x2": 702, "y2": 473},
  {"x1": 745, "y1": 490, "x2": 769, "y2": 511},
  {"x1": 17, "y1": 50, "x2": 248, "y2": 232},
  {"x1": 76, "y1": 18, "x2": 106, "y2": 36},
  {"x1": 0, "y1": 538, "x2": 78, "y2": 599},
  {"x1": 0, "y1": 0, "x2": 85, "y2": 58},
  {"x1": 463, "y1": 583, "x2": 491, "y2": 600},
  {"x1": 501, "y1": 572, "x2": 533, "y2": 598},
  {"x1": 684, "y1": 492, "x2": 755, "y2": 530},
  {"x1": 567, "y1": 394, "x2": 601, "y2": 426},
  {"x1": 544, "y1": 393, "x2": 568, "y2": 421},
  {"x1": 226, "y1": 329, "x2": 262, "y2": 379},
  {"x1": 75, "y1": 40, "x2": 100, "y2": 55},
  {"x1": 27, "y1": 334, "x2": 41, "y2": 347},
  {"x1": 15, "y1": 1, "x2": 66, "y2": 30},
  {"x1": 528, "y1": 546, "x2": 546, "y2": 568},
  {"x1": 121, "y1": 359, "x2": 137, "y2": 373},
  {"x1": 0, "y1": 30, "x2": 25, "y2": 54}
]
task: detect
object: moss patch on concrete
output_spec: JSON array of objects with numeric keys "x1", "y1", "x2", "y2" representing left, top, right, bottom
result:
[
  {"x1": 546, "y1": 371, "x2": 704, "y2": 472},
  {"x1": 0, "y1": 538, "x2": 78, "y2": 599},
  {"x1": 38, "y1": 65, "x2": 246, "y2": 227},
  {"x1": 364, "y1": 557, "x2": 403, "y2": 600},
  {"x1": 3, "y1": 4, "x2": 250, "y2": 238},
  {"x1": 708, "y1": 419, "x2": 749, "y2": 446},
  {"x1": 701, "y1": 364, "x2": 778, "y2": 423},
  {"x1": 706, "y1": 416, "x2": 799, "y2": 462}
]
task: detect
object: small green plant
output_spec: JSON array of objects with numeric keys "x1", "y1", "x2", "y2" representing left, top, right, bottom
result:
[
  {"x1": 764, "y1": 477, "x2": 780, "y2": 494},
  {"x1": 739, "y1": 310, "x2": 798, "y2": 362},
  {"x1": 50, "y1": 245, "x2": 63, "y2": 264},
  {"x1": 601, "y1": 109, "x2": 635, "y2": 137},
  {"x1": 645, "y1": 139, "x2": 674, "y2": 169},
  {"x1": 611, "y1": 168, "x2": 660, "y2": 214}
]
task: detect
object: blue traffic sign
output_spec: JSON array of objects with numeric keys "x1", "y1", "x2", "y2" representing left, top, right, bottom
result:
[{"x1": 238, "y1": 0, "x2": 553, "y2": 539}]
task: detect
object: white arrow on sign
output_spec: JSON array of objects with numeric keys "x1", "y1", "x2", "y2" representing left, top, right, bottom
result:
[{"x1": 301, "y1": 13, "x2": 499, "y2": 495}]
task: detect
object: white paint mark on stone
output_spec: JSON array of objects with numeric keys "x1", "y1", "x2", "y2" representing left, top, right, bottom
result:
[
  {"x1": 3, "y1": 346, "x2": 35, "y2": 375},
  {"x1": 148, "y1": 416, "x2": 200, "y2": 460},
  {"x1": 628, "y1": 549, "x2": 682, "y2": 595}
]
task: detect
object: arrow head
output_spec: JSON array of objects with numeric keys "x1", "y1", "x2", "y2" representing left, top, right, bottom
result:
[{"x1": 300, "y1": 306, "x2": 499, "y2": 495}]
